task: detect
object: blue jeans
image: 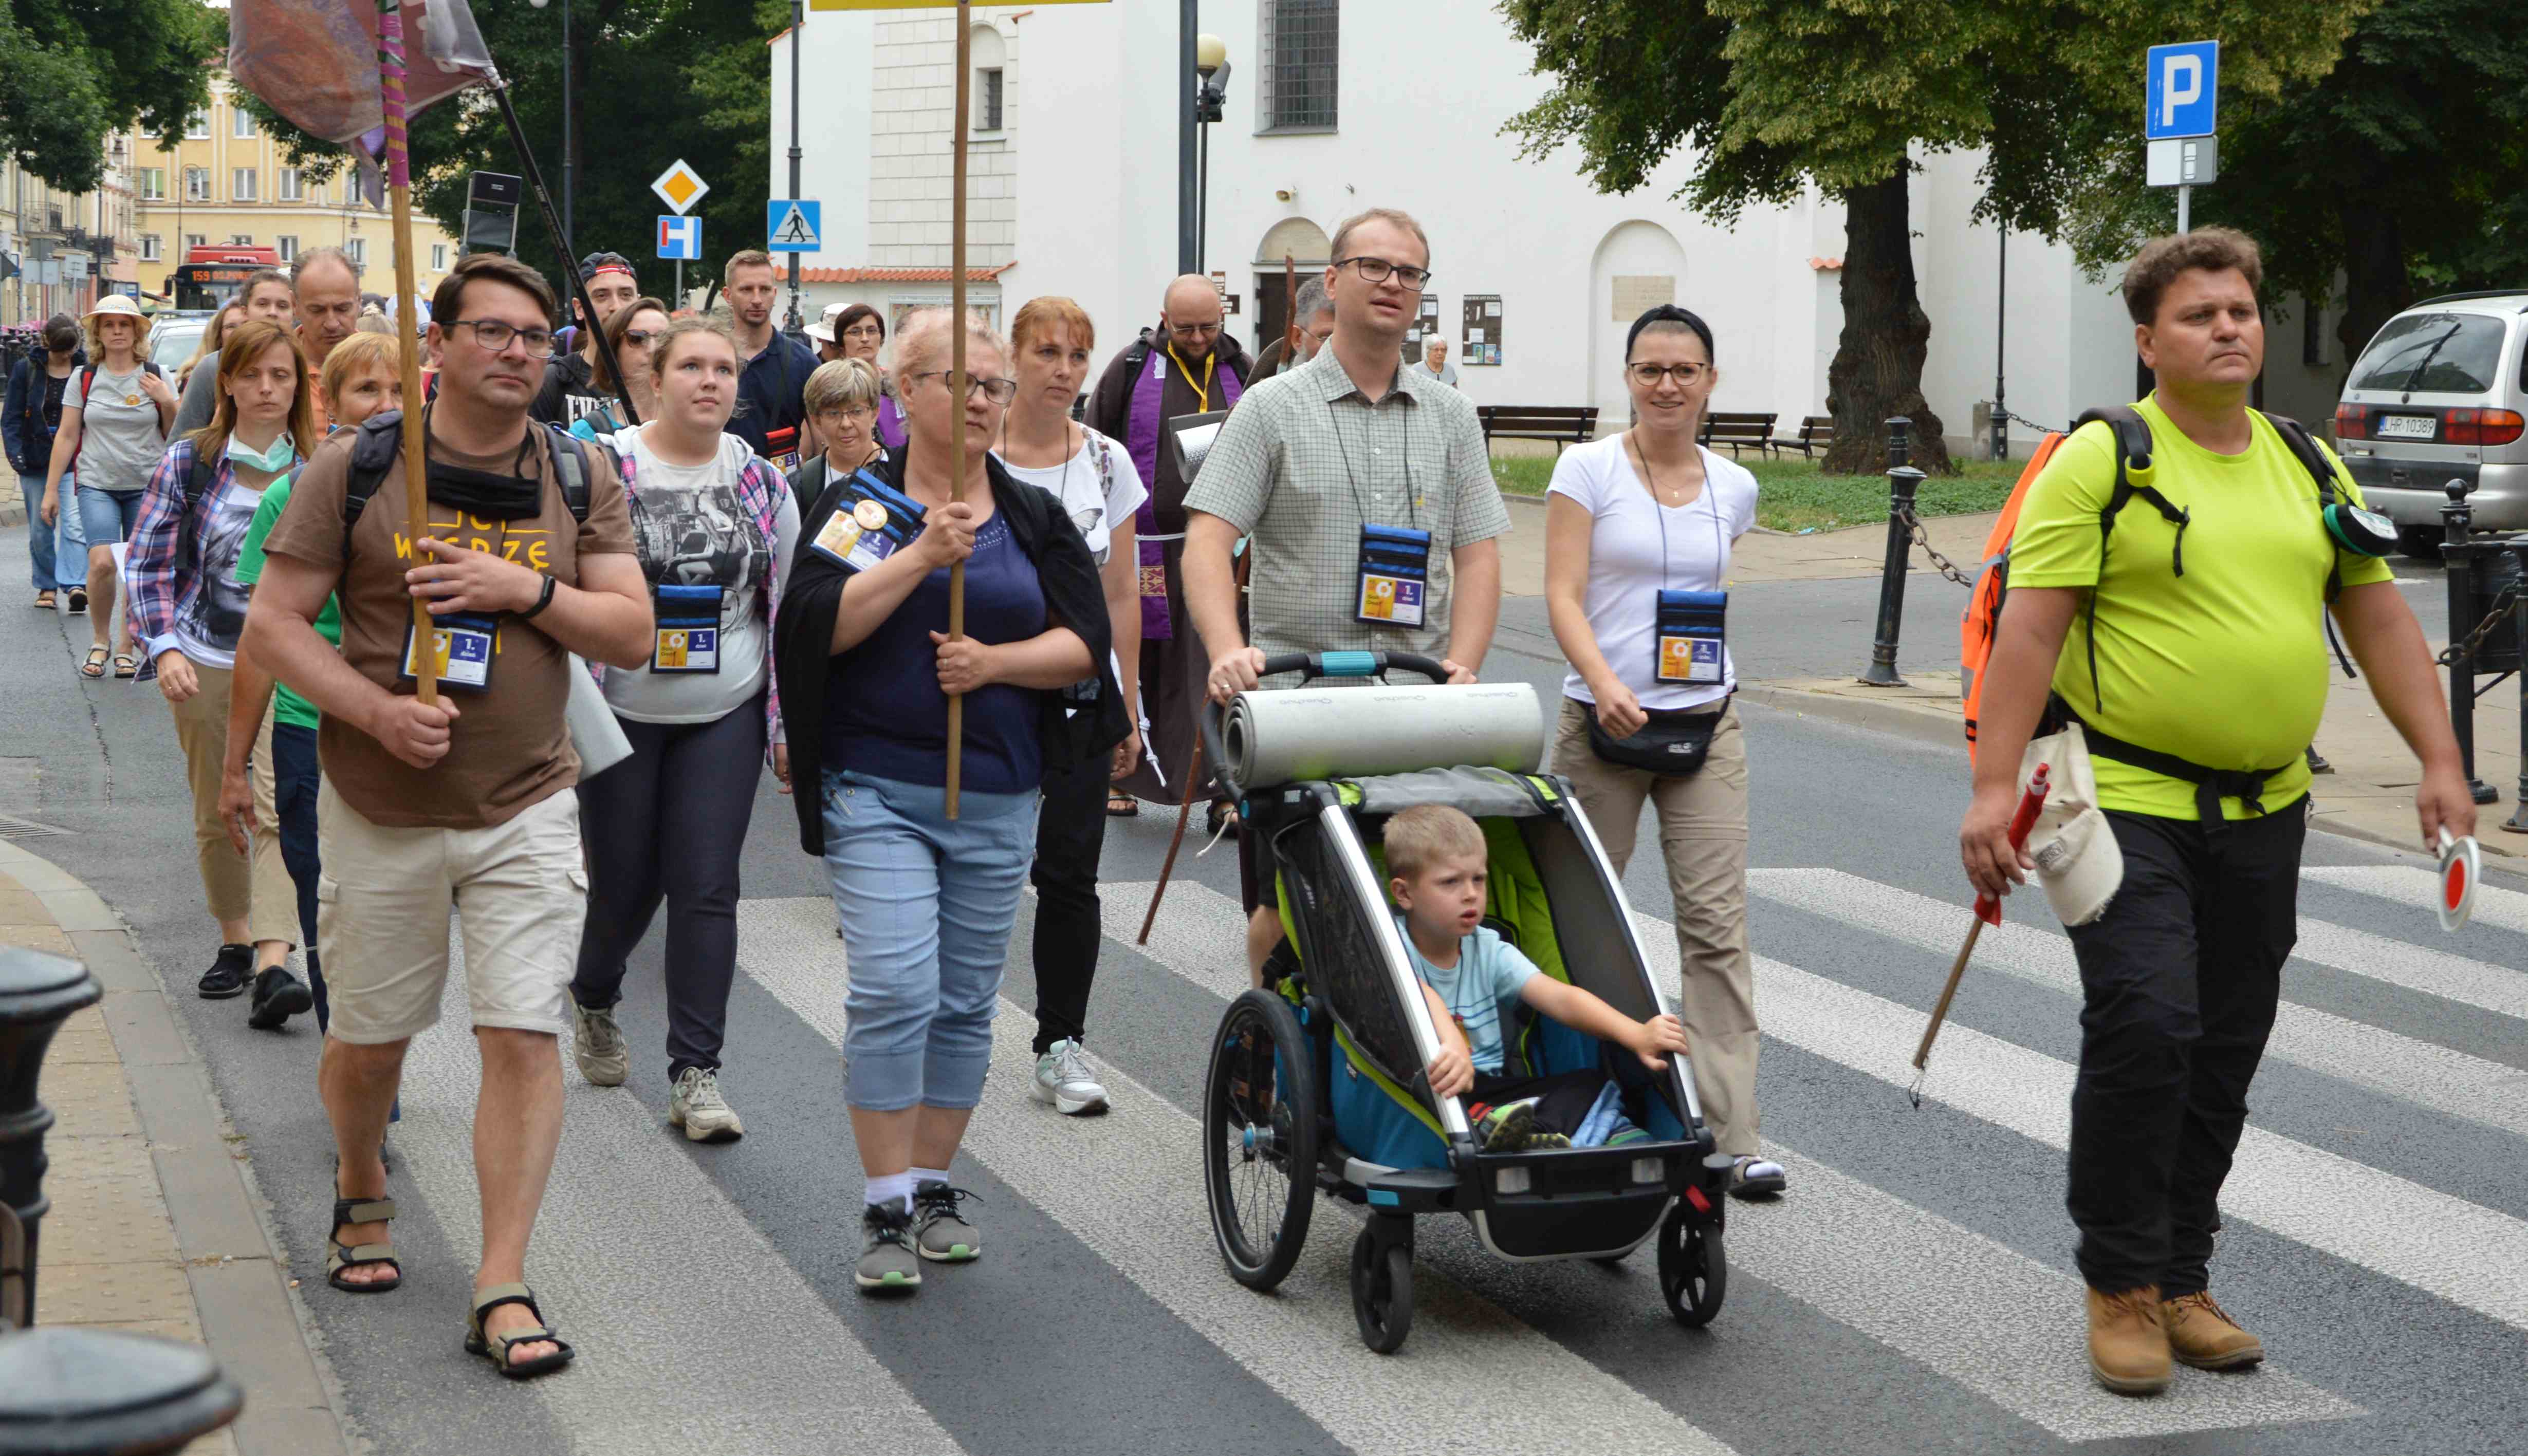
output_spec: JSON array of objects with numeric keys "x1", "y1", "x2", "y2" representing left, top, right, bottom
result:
[
  {"x1": 20, "y1": 474, "x2": 54, "y2": 591},
  {"x1": 822, "y1": 768, "x2": 1038, "y2": 1112},
  {"x1": 51, "y1": 472, "x2": 87, "y2": 589},
  {"x1": 76, "y1": 484, "x2": 142, "y2": 550}
]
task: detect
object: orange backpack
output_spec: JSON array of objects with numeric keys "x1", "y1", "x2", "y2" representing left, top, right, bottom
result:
[{"x1": 1958, "y1": 431, "x2": 2071, "y2": 763}]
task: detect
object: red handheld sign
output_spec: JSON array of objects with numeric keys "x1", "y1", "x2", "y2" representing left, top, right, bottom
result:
[{"x1": 1976, "y1": 763, "x2": 2053, "y2": 926}]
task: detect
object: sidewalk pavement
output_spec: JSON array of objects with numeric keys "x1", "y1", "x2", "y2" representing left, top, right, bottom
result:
[
  {"x1": 1496, "y1": 493, "x2": 1997, "y2": 598},
  {"x1": 7, "y1": 836, "x2": 351, "y2": 1456}
]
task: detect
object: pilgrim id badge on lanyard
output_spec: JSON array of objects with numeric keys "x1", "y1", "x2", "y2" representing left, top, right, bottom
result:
[
  {"x1": 1354, "y1": 524, "x2": 1432, "y2": 628},
  {"x1": 651, "y1": 583, "x2": 723, "y2": 674},
  {"x1": 1655, "y1": 589, "x2": 1728, "y2": 685},
  {"x1": 808, "y1": 471, "x2": 916, "y2": 573},
  {"x1": 401, "y1": 610, "x2": 497, "y2": 693}
]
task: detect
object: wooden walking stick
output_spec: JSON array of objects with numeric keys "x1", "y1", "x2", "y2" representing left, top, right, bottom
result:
[
  {"x1": 378, "y1": 0, "x2": 434, "y2": 711},
  {"x1": 1911, "y1": 762, "x2": 2050, "y2": 1107},
  {"x1": 1137, "y1": 736, "x2": 1206, "y2": 946},
  {"x1": 941, "y1": 0, "x2": 975, "y2": 818}
]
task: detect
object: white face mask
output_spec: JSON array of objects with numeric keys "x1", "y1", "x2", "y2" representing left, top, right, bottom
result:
[{"x1": 225, "y1": 432, "x2": 296, "y2": 474}]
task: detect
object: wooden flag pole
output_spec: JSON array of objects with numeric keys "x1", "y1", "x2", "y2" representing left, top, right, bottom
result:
[
  {"x1": 944, "y1": 2, "x2": 973, "y2": 818},
  {"x1": 379, "y1": 0, "x2": 434, "y2": 710}
]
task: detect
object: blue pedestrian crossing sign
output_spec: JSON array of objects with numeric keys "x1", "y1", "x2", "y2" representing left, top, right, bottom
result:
[
  {"x1": 657, "y1": 215, "x2": 702, "y2": 261},
  {"x1": 767, "y1": 199, "x2": 821, "y2": 253},
  {"x1": 2145, "y1": 41, "x2": 2219, "y2": 139}
]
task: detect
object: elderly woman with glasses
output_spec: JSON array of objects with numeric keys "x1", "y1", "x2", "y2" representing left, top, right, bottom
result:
[{"x1": 775, "y1": 308, "x2": 1124, "y2": 1295}]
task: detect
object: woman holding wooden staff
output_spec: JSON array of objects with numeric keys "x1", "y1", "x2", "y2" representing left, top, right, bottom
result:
[{"x1": 774, "y1": 307, "x2": 1123, "y2": 1294}]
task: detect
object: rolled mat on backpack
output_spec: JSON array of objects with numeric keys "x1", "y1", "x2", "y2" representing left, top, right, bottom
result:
[
  {"x1": 1218, "y1": 682, "x2": 1544, "y2": 796},
  {"x1": 2020, "y1": 722, "x2": 2122, "y2": 926}
]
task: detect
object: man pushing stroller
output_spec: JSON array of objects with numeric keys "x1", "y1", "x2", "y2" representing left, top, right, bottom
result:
[{"x1": 1386, "y1": 806, "x2": 1691, "y2": 1151}]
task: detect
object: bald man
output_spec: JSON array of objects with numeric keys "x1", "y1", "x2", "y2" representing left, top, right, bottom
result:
[{"x1": 1086, "y1": 275, "x2": 1254, "y2": 809}]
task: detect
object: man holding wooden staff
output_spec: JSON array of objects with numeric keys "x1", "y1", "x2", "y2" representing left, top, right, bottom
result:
[{"x1": 243, "y1": 253, "x2": 652, "y2": 1377}]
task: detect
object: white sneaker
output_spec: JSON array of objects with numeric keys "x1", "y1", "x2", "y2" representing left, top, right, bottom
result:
[
  {"x1": 1031, "y1": 1039, "x2": 1110, "y2": 1115},
  {"x1": 571, "y1": 1001, "x2": 628, "y2": 1087},
  {"x1": 669, "y1": 1067, "x2": 745, "y2": 1143}
]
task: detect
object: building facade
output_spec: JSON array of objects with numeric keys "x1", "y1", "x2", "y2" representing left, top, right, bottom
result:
[
  {"x1": 1, "y1": 134, "x2": 143, "y2": 326},
  {"x1": 772, "y1": 2, "x2": 2347, "y2": 456},
  {"x1": 133, "y1": 74, "x2": 457, "y2": 309}
]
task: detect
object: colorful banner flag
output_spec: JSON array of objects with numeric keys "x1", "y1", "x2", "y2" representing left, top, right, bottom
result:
[{"x1": 228, "y1": 0, "x2": 492, "y2": 145}]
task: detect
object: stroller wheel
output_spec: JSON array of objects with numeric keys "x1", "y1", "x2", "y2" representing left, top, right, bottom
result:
[
  {"x1": 1659, "y1": 1206, "x2": 1727, "y2": 1328},
  {"x1": 1203, "y1": 989, "x2": 1319, "y2": 1291},
  {"x1": 1350, "y1": 1224, "x2": 1414, "y2": 1354}
]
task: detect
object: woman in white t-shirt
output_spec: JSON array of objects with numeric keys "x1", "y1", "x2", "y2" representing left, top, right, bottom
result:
[
  {"x1": 991, "y1": 295, "x2": 1150, "y2": 1116},
  {"x1": 44, "y1": 294, "x2": 173, "y2": 678},
  {"x1": 1543, "y1": 304, "x2": 1785, "y2": 1201},
  {"x1": 567, "y1": 317, "x2": 801, "y2": 1144}
]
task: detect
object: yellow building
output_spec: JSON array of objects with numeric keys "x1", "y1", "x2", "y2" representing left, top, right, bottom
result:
[{"x1": 133, "y1": 73, "x2": 456, "y2": 307}]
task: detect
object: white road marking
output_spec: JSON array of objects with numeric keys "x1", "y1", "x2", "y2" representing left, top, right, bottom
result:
[
  {"x1": 2304, "y1": 864, "x2": 2528, "y2": 938},
  {"x1": 1748, "y1": 869, "x2": 2528, "y2": 1141}
]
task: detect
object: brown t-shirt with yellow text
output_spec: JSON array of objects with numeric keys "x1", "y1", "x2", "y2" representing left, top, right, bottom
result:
[{"x1": 261, "y1": 423, "x2": 633, "y2": 829}]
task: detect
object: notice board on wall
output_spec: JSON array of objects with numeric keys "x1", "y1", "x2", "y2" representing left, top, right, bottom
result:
[
  {"x1": 1462, "y1": 294, "x2": 1502, "y2": 366},
  {"x1": 1405, "y1": 293, "x2": 1440, "y2": 364}
]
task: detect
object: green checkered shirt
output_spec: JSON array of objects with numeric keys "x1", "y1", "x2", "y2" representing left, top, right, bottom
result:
[{"x1": 1183, "y1": 343, "x2": 1510, "y2": 664}]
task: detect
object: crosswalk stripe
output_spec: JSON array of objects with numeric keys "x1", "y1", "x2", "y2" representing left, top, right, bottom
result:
[
  {"x1": 2305, "y1": 864, "x2": 2528, "y2": 938},
  {"x1": 2290, "y1": 917, "x2": 2528, "y2": 1022},
  {"x1": 397, "y1": 953, "x2": 966, "y2": 1453},
  {"x1": 738, "y1": 896, "x2": 1746, "y2": 1456},
  {"x1": 1747, "y1": 869, "x2": 2528, "y2": 1142},
  {"x1": 1099, "y1": 880, "x2": 2360, "y2": 1440}
]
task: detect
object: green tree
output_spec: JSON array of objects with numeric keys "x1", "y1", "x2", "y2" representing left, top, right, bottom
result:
[
  {"x1": 236, "y1": 0, "x2": 773, "y2": 315},
  {"x1": 1499, "y1": 1, "x2": 2373, "y2": 473},
  {"x1": 2066, "y1": 0, "x2": 2528, "y2": 380},
  {"x1": 0, "y1": 0, "x2": 220, "y2": 192}
]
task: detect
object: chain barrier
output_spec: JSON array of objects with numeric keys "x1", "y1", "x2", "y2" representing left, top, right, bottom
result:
[
  {"x1": 1896, "y1": 505, "x2": 1978, "y2": 589},
  {"x1": 2437, "y1": 583, "x2": 2522, "y2": 668}
]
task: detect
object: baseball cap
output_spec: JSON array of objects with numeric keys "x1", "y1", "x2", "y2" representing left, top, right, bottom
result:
[{"x1": 578, "y1": 251, "x2": 636, "y2": 282}]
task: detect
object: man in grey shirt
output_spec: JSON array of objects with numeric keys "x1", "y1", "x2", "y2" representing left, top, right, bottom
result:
[
  {"x1": 1182, "y1": 205, "x2": 1508, "y2": 980},
  {"x1": 176, "y1": 250, "x2": 361, "y2": 434}
]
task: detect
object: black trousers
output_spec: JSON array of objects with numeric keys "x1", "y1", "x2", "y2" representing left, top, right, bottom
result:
[
  {"x1": 569, "y1": 697, "x2": 766, "y2": 1082},
  {"x1": 2065, "y1": 804, "x2": 2301, "y2": 1298},
  {"x1": 1029, "y1": 748, "x2": 1110, "y2": 1055},
  {"x1": 1470, "y1": 1069, "x2": 1613, "y2": 1138}
]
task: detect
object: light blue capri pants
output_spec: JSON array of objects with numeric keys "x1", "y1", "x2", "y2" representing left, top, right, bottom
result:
[{"x1": 822, "y1": 768, "x2": 1039, "y2": 1111}]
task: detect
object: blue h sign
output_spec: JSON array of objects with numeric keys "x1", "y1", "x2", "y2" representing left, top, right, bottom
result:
[
  {"x1": 657, "y1": 215, "x2": 701, "y2": 261},
  {"x1": 2146, "y1": 41, "x2": 2219, "y2": 139}
]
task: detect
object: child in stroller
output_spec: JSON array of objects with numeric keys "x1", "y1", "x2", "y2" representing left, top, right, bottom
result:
[{"x1": 1388, "y1": 805, "x2": 1692, "y2": 1152}]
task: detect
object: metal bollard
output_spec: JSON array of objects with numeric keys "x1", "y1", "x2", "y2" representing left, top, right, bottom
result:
[
  {"x1": 1860, "y1": 417, "x2": 1926, "y2": 687},
  {"x1": 2508, "y1": 537, "x2": 2528, "y2": 835},
  {"x1": 2441, "y1": 479, "x2": 2500, "y2": 805},
  {"x1": 0, "y1": 948, "x2": 242, "y2": 1454}
]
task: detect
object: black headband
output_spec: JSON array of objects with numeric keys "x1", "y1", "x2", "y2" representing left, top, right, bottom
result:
[{"x1": 1626, "y1": 304, "x2": 1715, "y2": 365}]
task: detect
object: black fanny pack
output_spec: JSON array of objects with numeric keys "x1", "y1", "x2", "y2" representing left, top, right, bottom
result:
[{"x1": 1584, "y1": 697, "x2": 1729, "y2": 776}]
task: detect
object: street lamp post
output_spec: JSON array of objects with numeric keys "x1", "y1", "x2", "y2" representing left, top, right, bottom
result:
[
  {"x1": 1176, "y1": 0, "x2": 1196, "y2": 275},
  {"x1": 1194, "y1": 36, "x2": 1230, "y2": 278},
  {"x1": 527, "y1": 0, "x2": 573, "y2": 245}
]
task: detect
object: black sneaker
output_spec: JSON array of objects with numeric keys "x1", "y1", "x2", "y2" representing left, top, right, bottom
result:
[
  {"x1": 65, "y1": 587, "x2": 86, "y2": 615},
  {"x1": 247, "y1": 965, "x2": 312, "y2": 1029},
  {"x1": 197, "y1": 944, "x2": 253, "y2": 999}
]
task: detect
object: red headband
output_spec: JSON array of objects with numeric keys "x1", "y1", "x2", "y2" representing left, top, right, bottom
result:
[{"x1": 586, "y1": 262, "x2": 635, "y2": 282}]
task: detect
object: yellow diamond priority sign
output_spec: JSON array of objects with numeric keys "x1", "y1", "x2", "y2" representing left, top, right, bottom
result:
[{"x1": 651, "y1": 160, "x2": 710, "y2": 218}]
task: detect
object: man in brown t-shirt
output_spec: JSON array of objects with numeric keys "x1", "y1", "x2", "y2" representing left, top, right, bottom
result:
[{"x1": 243, "y1": 253, "x2": 650, "y2": 1376}]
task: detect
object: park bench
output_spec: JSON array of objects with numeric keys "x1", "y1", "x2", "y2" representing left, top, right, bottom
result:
[
  {"x1": 1477, "y1": 404, "x2": 1599, "y2": 455},
  {"x1": 1775, "y1": 414, "x2": 1834, "y2": 459},
  {"x1": 1698, "y1": 412, "x2": 1780, "y2": 459}
]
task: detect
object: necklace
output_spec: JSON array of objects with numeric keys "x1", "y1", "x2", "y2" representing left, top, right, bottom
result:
[{"x1": 1628, "y1": 428, "x2": 1702, "y2": 507}]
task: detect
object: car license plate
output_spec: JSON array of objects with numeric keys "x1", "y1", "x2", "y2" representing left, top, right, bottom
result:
[{"x1": 2377, "y1": 414, "x2": 2438, "y2": 440}]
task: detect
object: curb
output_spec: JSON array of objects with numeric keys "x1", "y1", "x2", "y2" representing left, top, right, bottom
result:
[{"x1": 0, "y1": 836, "x2": 356, "y2": 1456}]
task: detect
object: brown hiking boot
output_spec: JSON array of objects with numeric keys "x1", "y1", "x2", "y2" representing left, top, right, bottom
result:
[
  {"x1": 2087, "y1": 1284, "x2": 2172, "y2": 1395},
  {"x1": 2162, "y1": 1291, "x2": 2265, "y2": 1370}
]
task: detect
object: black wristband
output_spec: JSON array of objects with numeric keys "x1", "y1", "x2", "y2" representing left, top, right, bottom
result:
[{"x1": 517, "y1": 573, "x2": 558, "y2": 620}]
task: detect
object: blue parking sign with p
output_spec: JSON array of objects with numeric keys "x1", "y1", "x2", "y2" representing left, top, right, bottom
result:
[
  {"x1": 657, "y1": 214, "x2": 701, "y2": 260},
  {"x1": 2146, "y1": 41, "x2": 2219, "y2": 139}
]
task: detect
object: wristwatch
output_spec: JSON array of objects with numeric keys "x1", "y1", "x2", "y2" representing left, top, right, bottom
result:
[{"x1": 518, "y1": 573, "x2": 558, "y2": 620}]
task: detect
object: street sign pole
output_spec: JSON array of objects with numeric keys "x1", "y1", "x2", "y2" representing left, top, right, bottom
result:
[
  {"x1": 786, "y1": 0, "x2": 806, "y2": 338},
  {"x1": 2145, "y1": 41, "x2": 2219, "y2": 234},
  {"x1": 2177, "y1": 185, "x2": 2190, "y2": 235}
]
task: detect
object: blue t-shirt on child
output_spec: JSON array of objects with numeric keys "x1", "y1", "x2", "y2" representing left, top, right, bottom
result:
[{"x1": 1395, "y1": 917, "x2": 1541, "y2": 1074}]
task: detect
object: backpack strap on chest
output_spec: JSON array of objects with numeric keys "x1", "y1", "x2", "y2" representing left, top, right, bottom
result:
[
  {"x1": 2258, "y1": 409, "x2": 2363, "y2": 678},
  {"x1": 2069, "y1": 407, "x2": 2191, "y2": 712},
  {"x1": 343, "y1": 414, "x2": 592, "y2": 556}
]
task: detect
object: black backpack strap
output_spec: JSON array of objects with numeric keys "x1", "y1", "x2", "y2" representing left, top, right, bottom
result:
[
  {"x1": 542, "y1": 425, "x2": 591, "y2": 524},
  {"x1": 2258, "y1": 409, "x2": 2361, "y2": 676},
  {"x1": 2051, "y1": 695, "x2": 2296, "y2": 830},
  {"x1": 2069, "y1": 406, "x2": 2192, "y2": 712},
  {"x1": 341, "y1": 410, "x2": 408, "y2": 548}
]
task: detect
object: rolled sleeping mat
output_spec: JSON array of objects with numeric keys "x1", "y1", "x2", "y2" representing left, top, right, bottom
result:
[{"x1": 1217, "y1": 680, "x2": 1545, "y2": 795}]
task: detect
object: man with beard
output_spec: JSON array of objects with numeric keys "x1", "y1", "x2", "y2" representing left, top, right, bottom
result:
[{"x1": 723, "y1": 249, "x2": 818, "y2": 469}]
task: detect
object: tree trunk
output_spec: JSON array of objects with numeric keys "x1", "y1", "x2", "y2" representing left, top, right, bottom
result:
[
  {"x1": 1823, "y1": 173, "x2": 1951, "y2": 475},
  {"x1": 2333, "y1": 196, "x2": 2410, "y2": 382}
]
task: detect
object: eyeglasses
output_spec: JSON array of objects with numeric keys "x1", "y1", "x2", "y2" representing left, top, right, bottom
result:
[
  {"x1": 1167, "y1": 320, "x2": 1223, "y2": 339},
  {"x1": 841, "y1": 323, "x2": 884, "y2": 341},
  {"x1": 446, "y1": 319, "x2": 556, "y2": 359},
  {"x1": 1627, "y1": 363, "x2": 1707, "y2": 387},
  {"x1": 1335, "y1": 256, "x2": 1433, "y2": 291},
  {"x1": 817, "y1": 405, "x2": 878, "y2": 424},
  {"x1": 620, "y1": 329, "x2": 661, "y2": 347},
  {"x1": 906, "y1": 370, "x2": 1020, "y2": 405}
]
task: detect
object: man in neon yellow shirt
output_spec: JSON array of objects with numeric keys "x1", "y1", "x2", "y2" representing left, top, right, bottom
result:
[{"x1": 1960, "y1": 228, "x2": 2473, "y2": 1396}]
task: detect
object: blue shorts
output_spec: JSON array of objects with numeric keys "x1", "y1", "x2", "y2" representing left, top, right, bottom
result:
[{"x1": 76, "y1": 484, "x2": 143, "y2": 548}]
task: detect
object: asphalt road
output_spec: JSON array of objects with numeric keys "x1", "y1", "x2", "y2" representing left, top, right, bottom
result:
[{"x1": 8, "y1": 524, "x2": 2524, "y2": 1456}]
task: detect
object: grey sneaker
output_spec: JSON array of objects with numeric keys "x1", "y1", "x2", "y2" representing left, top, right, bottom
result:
[
  {"x1": 856, "y1": 1202, "x2": 921, "y2": 1293},
  {"x1": 570, "y1": 1000, "x2": 628, "y2": 1087},
  {"x1": 911, "y1": 1180, "x2": 981, "y2": 1262},
  {"x1": 1031, "y1": 1038, "x2": 1111, "y2": 1115},
  {"x1": 669, "y1": 1067, "x2": 744, "y2": 1143}
]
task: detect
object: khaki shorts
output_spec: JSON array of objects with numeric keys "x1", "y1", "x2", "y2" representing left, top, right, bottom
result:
[{"x1": 316, "y1": 780, "x2": 588, "y2": 1045}]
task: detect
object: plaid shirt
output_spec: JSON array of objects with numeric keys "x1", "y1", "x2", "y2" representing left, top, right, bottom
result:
[
  {"x1": 126, "y1": 437, "x2": 299, "y2": 681},
  {"x1": 587, "y1": 439, "x2": 792, "y2": 750},
  {"x1": 1183, "y1": 342, "x2": 1509, "y2": 663}
]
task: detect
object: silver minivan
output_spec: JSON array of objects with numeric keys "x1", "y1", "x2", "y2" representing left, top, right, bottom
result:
[{"x1": 2333, "y1": 291, "x2": 2528, "y2": 555}]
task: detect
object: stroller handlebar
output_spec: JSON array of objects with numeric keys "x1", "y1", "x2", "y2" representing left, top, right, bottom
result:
[{"x1": 1200, "y1": 652, "x2": 1456, "y2": 798}]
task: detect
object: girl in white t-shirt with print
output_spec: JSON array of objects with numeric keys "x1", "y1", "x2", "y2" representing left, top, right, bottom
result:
[
  {"x1": 990, "y1": 295, "x2": 1151, "y2": 1117},
  {"x1": 1542, "y1": 304, "x2": 1784, "y2": 1201}
]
